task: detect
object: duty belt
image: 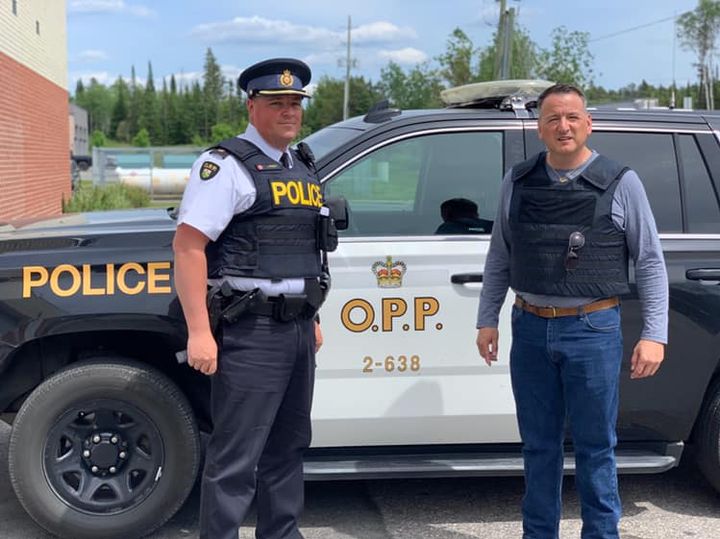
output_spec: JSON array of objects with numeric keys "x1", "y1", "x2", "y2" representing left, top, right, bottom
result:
[
  {"x1": 514, "y1": 295, "x2": 619, "y2": 319},
  {"x1": 217, "y1": 278, "x2": 323, "y2": 323}
]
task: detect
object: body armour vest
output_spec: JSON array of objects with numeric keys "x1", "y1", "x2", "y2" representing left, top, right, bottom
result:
[
  {"x1": 508, "y1": 152, "x2": 631, "y2": 297},
  {"x1": 205, "y1": 137, "x2": 323, "y2": 280}
]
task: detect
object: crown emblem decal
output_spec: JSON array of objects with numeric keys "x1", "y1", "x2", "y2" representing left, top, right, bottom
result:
[
  {"x1": 371, "y1": 256, "x2": 407, "y2": 288},
  {"x1": 279, "y1": 69, "x2": 294, "y2": 87}
]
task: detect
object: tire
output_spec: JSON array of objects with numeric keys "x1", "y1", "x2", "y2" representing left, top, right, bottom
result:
[
  {"x1": 695, "y1": 379, "x2": 720, "y2": 492},
  {"x1": 77, "y1": 160, "x2": 90, "y2": 171},
  {"x1": 8, "y1": 359, "x2": 200, "y2": 539}
]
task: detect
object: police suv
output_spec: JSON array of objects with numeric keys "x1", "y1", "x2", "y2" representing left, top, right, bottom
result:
[{"x1": 2, "y1": 81, "x2": 720, "y2": 538}]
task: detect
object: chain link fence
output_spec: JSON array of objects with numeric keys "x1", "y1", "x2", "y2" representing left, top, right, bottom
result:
[{"x1": 91, "y1": 147, "x2": 203, "y2": 202}]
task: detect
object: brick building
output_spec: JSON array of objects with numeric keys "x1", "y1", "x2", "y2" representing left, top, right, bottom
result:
[{"x1": 0, "y1": 0, "x2": 68, "y2": 221}]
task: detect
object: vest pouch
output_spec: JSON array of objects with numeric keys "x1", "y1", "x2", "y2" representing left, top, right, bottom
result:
[
  {"x1": 224, "y1": 236, "x2": 258, "y2": 269},
  {"x1": 317, "y1": 210, "x2": 339, "y2": 252},
  {"x1": 519, "y1": 190, "x2": 596, "y2": 225},
  {"x1": 273, "y1": 293, "x2": 309, "y2": 322}
]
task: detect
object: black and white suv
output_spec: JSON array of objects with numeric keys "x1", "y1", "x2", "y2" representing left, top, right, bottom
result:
[{"x1": 2, "y1": 82, "x2": 720, "y2": 538}]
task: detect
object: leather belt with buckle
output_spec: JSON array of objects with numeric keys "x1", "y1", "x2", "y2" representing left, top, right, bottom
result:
[{"x1": 515, "y1": 295, "x2": 619, "y2": 319}]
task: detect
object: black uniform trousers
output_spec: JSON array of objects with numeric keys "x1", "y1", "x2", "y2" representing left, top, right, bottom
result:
[{"x1": 199, "y1": 312, "x2": 316, "y2": 539}]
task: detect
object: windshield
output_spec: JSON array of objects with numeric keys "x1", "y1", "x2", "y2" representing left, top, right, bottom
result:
[{"x1": 299, "y1": 126, "x2": 363, "y2": 161}]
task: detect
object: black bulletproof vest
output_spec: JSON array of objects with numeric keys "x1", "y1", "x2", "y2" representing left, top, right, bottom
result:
[
  {"x1": 508, "y1": 152, "x2": 631, "y2": 297},
  {"x1": 205, "y1": 138, "x2": 323, "y2": 280}
]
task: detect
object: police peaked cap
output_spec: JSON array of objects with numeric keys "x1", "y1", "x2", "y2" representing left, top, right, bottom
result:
[{"x1": 238, "y1": 58, "x2": 312, "y2": 98}]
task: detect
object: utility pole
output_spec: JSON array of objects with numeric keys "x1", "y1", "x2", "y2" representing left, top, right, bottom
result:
[
  {"x1": 343, "y1": 15, "x2": 352, "y2": 120},
  {"x1": 501, "y1": 7, "x2": 515, "y2": 79},
  {"x1": 494, "y1": 0, "x2": 515, "y2": 80},
  {"x1": 493, "y1": 0, "x2": 506, "y2": 79},
  {"x1": 671, "y1": 12, "x2": 676, "y2": 108}
]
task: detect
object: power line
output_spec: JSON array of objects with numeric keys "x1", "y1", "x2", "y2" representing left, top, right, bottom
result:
[{"x1": 589, "y1": 13, "x2": 689, "y2": 42}]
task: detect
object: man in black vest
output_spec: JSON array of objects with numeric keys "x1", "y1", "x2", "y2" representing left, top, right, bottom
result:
[
  {"x1": 173, "y1": 58, "x2": 329, "y2": 539},
  {"x1": 476, "y1": 84, "x2": 668, "y2": 539}
]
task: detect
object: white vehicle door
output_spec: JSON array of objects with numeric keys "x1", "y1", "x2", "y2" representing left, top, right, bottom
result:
[{"x1": 312, "y1": 127, "x2": 522, "y2": 448}]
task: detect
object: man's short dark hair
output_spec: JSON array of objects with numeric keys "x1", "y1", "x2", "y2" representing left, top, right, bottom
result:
[{"x1": 537, "y1": 83, "x2": 587, "y2": 111}]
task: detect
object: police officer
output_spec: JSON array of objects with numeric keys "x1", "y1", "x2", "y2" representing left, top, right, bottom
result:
[
  {"x1": 476, "y1": 83, "x2": 668, "y2": 538},
  {"x1": 173, "y1": 58, "x2": 328, "y2": 539}
]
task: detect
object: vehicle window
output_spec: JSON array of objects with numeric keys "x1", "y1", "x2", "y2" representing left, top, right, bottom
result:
[
  {"x1": 679, "y1": 134, "x2": 720, "y2": 233},
  {"x1": 325, "y1": 131, "x2": 503, "y2": 236},
  {"x1": 590, "y1": 132, "x2": 682, "y2": 233},
  {"x1": 300, "y1": 126, "x2": 363, "y2": 161}
]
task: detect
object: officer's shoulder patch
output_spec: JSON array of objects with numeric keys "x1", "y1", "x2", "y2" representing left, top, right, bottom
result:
[
  {"x1": 209, "y1": 148, "x2": 229, "y2": 159},
  {"x1": 199, "y1": 161, "x2": 221, "y2": 181}
]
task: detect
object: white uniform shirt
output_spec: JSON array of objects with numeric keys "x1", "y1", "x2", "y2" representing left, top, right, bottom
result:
[{"x1": 177, "y1": 124, "x2": 304, "y2": 294}]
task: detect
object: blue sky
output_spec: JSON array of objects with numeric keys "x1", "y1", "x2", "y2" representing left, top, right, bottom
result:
[{"x1": 67, "y1": 0, "x2": 699, "y2": 93}]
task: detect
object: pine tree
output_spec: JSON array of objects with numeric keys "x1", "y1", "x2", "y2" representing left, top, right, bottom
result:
[
  {"x1": 111, "y1": 76, "x2": 129, "y2": 141},
  {"x1": 203, "y1": 48, "x2": 224, "y2": 139}
]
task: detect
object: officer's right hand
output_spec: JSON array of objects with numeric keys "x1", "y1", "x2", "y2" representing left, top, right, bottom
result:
[
  {"x1": 187, "y1": 331, "x2": 217, "y2": 375},
  {"x1": 477, "y1": 327, "x2": 499, "y2": 366}
]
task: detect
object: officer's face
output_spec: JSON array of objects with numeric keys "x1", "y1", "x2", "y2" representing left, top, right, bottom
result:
[
  {"x1": 537, "y1": 92, "x2": 592, "y2": 159},
  {"x1": 248, "y1": 94, "x2": 303, "y2": 150}
]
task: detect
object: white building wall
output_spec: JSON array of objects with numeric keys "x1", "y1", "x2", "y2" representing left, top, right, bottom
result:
[{"x1": 0, "y1": 0, "x2": 67, "y2": 89}]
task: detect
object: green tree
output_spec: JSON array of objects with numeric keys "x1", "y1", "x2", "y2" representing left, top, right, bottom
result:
[
  {"x1": 677, "y1": 0, "x2": 720, "y2": 108},
  {"x1": 90, "y1": 129, "x2": 106, "y2": 148},
  {"x1": 110, "y1": 76, "x2": 129, "y2": 141},
  {"x1": 303, "y1": 76, "x2": 381, "y2": 132},
  {"x1": 132, "y1": 127, "x2": 151, "y2": 147},
  {"x1": 75, "y1": 79, "x2": 85, "y2": 99},
  {"x1": 436, "y1": 28, "x2": 477, "y2": 87},
  {"x1": 75, "y1": 78, "x2": 114, "y2": 134},
  {"x1": 127, "y1": 65, "x2": 142, "y2": 137},
  {"x1": 378, "y1": 62, "x2": 444, "y2": 109},
  {"x1": 139, "y1": 62, "x2": 160, "y2": 143},
  {"x1": 536, "y1": 26, "x2": 594, "y2": 88},
  {"x1": 210, "y1": 122, "x2": 237, "y2": 144},
  {"x1": 203, "y1": 48, "x2": 224, "y2": 139},
  {"x1": 477, "y1": 25, "x2": 537, "y2": 81}
]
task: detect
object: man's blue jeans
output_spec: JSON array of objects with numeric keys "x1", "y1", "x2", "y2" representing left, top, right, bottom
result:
[{"x1": 510, "y1": 304, "x2": 623, "y2": 539}]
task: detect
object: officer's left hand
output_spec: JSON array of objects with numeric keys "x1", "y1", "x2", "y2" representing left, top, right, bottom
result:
[
  {"x1": 314, "y1": 321, "x2": 323, "y2": 352},
  {"x1": 630, "y1": 339, "x2": 664, "y2": 379}
]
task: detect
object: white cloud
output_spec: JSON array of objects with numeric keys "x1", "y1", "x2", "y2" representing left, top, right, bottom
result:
[
  {"x1": 190, "y1": 16, "x2": 338, "y2": 46},
  {"x1": 304, "y1": 82, "x2": 317, "y2": 97},
  {"x1": 76, "y1": 49, "x2": 108, "y2": 62},
  {"x1": 221, "y1": 64, "x2": 242, "y2": 85},
  {"x1": 353, "y1": 22, "x2": 417, "y2": 44},
  {"x1": 68, "y1": 0, "x2": 154, "y2": 17},
  {"x1": 378, "y1": 47, "x2": 428, "y2": 65},
  {"x1": 69, "y1": 0, "x2": 122, "y2": 11},
  {"x1": 70, "y1": 71, "x2": 112, "y2": 87},
  {"x1": 161, "y1": 66, "x2": 241, "y2": 91},
  {"x1": 162, "y1": 71, "x2": 201, "y2": 91},
  {"x1": 190, "y1": 16, "x2": 417, "y2": 47},
  {"x1": 303, "y1": 51, "x2": 344, "y2": 67}
]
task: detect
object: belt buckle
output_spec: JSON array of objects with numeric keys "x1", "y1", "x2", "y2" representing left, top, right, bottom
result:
[{"x1": 551, "y1": 306, "x2": 557, "y2": 318}]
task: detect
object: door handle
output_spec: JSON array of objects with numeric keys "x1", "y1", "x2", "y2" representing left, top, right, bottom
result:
[
  {"x1": 686, "y1": 268, "x2": 720, "y2": 281},
  {"x1": 451, "y1": 272, "x2": 483, "y2": 284}
]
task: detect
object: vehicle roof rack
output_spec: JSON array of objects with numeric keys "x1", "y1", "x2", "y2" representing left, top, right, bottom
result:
[
  {"x1": 364, "y1": 100, "x2": 402, "y2": 123},
  {"x1": 441, "y1": 79, "x2": 554, "y2": 110}
]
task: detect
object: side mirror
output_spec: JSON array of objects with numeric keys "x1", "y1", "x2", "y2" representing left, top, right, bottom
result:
[{"x1": 325, "y1": 195, "x2": 349, "y2": 230}]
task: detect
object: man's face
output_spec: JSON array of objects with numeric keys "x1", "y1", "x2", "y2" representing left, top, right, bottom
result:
[
  {"x1": 537, "y1": 92, "x2": 592, "y2": 159},
  {"x1": 247, "y1": 94, "x2": 303, "y2": 150}
]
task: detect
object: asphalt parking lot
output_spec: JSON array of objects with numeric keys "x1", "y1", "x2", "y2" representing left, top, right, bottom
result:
[{"x1": 1, "y1": 421, "x2": 719, "y2": 538}]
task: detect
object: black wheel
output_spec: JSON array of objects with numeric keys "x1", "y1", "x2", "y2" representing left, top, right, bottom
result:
[
  {"x1": 695, "y1": 379, "x2": 720, "y2": 492},
  {"x1": 8, "y1": 359, "x2": 200, "y2": 539},
  {"x1": 77, "y1": 161, "x2": 90, "y2": 171}
]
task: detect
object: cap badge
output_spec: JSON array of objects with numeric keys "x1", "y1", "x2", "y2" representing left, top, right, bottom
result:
[{"x1": 280, "y1": 69, "x2": 294, "y2": 87}]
